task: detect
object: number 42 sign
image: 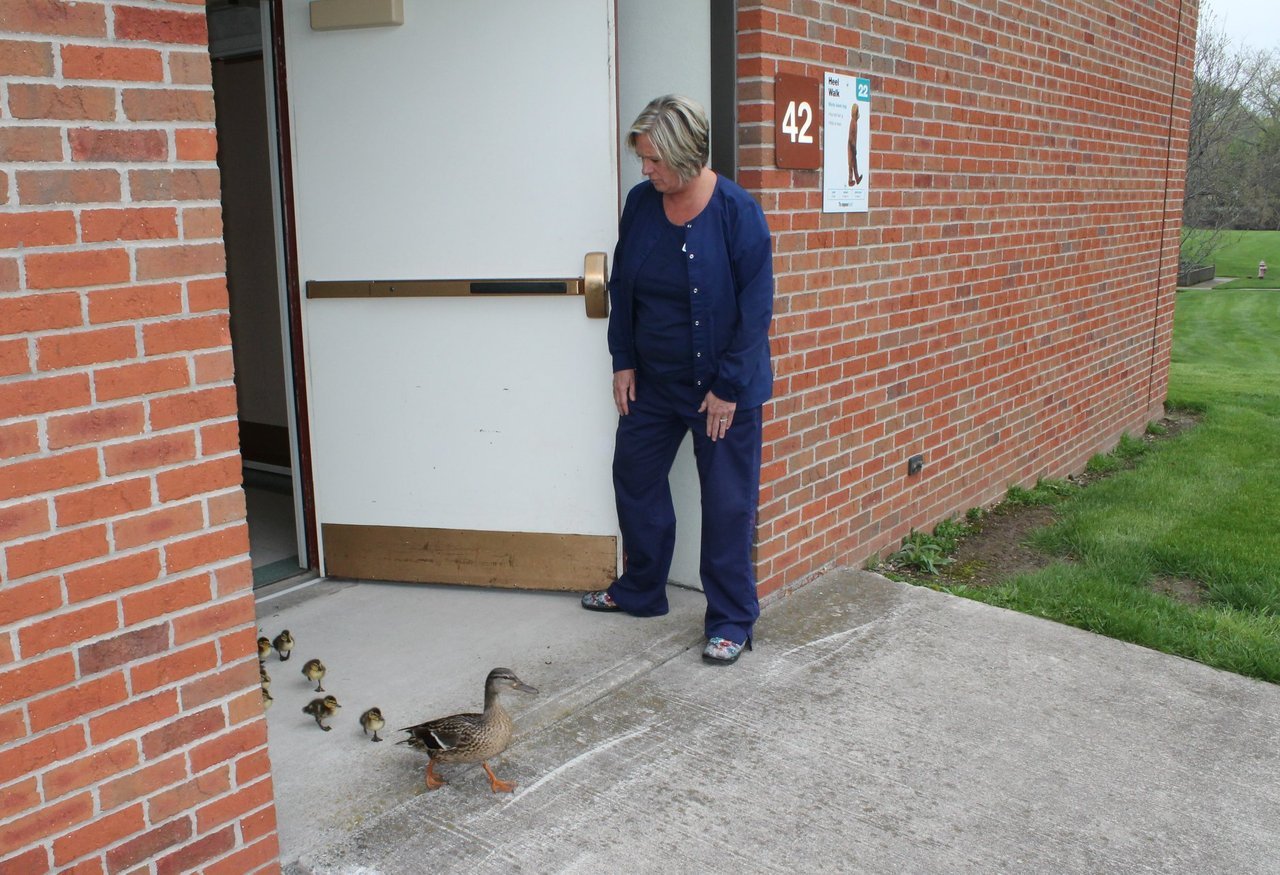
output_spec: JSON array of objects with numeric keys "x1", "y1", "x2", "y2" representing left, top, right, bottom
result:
[{"x1": 774, "y1": 73, "x2": 821, "y2": 170}]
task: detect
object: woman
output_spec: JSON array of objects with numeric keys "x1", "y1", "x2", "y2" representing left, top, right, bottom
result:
[{"x1": 580, "y1": 95, "x2": 775, "y2": 666}]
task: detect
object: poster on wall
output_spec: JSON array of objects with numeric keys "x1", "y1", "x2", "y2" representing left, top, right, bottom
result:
[{"x1": 822, "y1": 71, "x2": 871, "y2": 213}]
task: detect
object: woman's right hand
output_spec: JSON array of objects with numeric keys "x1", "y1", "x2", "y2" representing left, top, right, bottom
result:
[{"x1": 613, "y1": 369, "x2": 636, "y2": 416}]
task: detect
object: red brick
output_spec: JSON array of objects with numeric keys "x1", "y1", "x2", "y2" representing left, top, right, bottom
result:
[
  {"x1": 112, "y1": 502, "x2": 204, "y2": 551},
  {"x1": 54, "y1": 477, "x2": 152, "y2": 526},
  {"x1": 200, "y1": 420, "x2": 241, "y2": 455},
  {"x1": 52, "y1": 803, "x2": 145, "y2": 867},
  {"x1": 97, "y1": 752, "x2": 186, "y2": 809},
  {"x1": 180, "y1": 659, "x2": 257, "y2": 710},
  {"x1": 122, "y1": 571, "x2": 211, "y2": 625},
  {"x1": 38, "y1": 327, "x2": 138, "y2": 372},
  {"x1": 0, "y1": 127, "x2": 63, "y2": 162},
  {"x1": 147, "y1": 765, "x2": 230, "y2": 824},
  {"x1": 0, "y1": 447, "x2": 97, "y2": 501},
  {"x1": 0, "y1": 653, "x2": 76, "y2": 708},
  {"x1": 181, "y1": 206, "x2": 223, "y2": 239},
  {"x1": 103, "y1": 431, "x2": 197, "y2": 476},
  {"x1": 46, "y1": 402, "x2": 145, "y2": 450},
  {"x1": 0, "y1": 724, "x2": 84, "y2": 785},
  {"x1": 0, "y1": 39, "x2": 54, "y2": 76},
  {"x1": 164, "y1": 526, "x2": 249, "y2": 575},
  {"x1": 187, "y1": 276, "x2": 228, "y2": 311},
  {"x1": 61, "y1": 44, "x2": 163, "y2": 81},
  {"x1": 213, "y1": 558, "x2": 253, "y2": 598},
  {"x1": 26, "y1": 248, "x2": 130, "y2": 290},
  {"x1": 40, "y1": 737, "x2": 135, "y2": 798},
  {"x1": 0, "y1": 1, "x2": 106, "y2": 37},
  {"x1": 70, "y1": 128, "x2": 167, "y2": 162},
  {"x1": 16, "y1": 168, "x2": 120, "y2": 206},
  {"x1": 171, "y1": 593, "x2": 254, "y2": 646},
  {"x1": 157, "y1": 455, "x2": 241, "y2": 502},
  {"x1": 0, "y1": 708, "x2": 27, "y2": 745},
  {"x1": 136, "y1": 243, "x2": 226, "y2": 281},
  {"x1": 29, "y1": 675, "x2": 130, "y2": 735},
  {"x1": 0, "y1": 421, "x2": 40, "y2": 459},
  {"x1": 0, "y1": 373, "x2": 92, "y2": 422},
  {"x1": 0, "y1": 291, "x2": 82, "y2": 336},
  {"x1": 122, "y1": 87, "x2": 215, "y2": 122},
  {"x1": 7, "y1": 83, "x2": 115, "y2": 120},
  {"x1": 87, "y1": 282, "x2": 183, "y2": 325},
  {"x1": 149, "y1": 386, "x2": 237, "y2": 430},
  {"x1": 104, "y1": 817, "x2": 191, "y2": 874},
  {"x1": 207, "y1": 490, "x2": 246, "y2": 527},
  {"x1": 157, "y1": 824, "x2": 236, "y2": 875},
  {"x1": 130, "y1": 641, "x2": 218, "y2": 694},
  {"x1": 0, "y1": 258, "x2": 19, "y2": 292},
  {"x1": 0, "y1": 338, "x2": 32, "y2": 378},
  {"x1": 18, "y1": 599, "x2": 119, "y2": 659},
  {"x1": 65, "y1": 550, "x2": 161, "y2": 603},
  {"x1": 203, "y1": 836, "x2": 279, "y2": 875},
  {"x1": 234, "y1": 747, "x2": 272, "y2": 786},
  {"x1": 193, "y1": 352, "x2": 235, "y2": 390},
  {"x1": 0, "y1": 776, "x2": 40, "y2": 822},
  {"x1": 142, "y1": 313, "x2": 230, "y2": 355},
  {"x1": 140, "y1": 705, "x2": 224, "y2": 758},
  {"x1": 0, "y1": 847, "x2": 50, "y2": 874},
  {"x1": 88, "y1": 689, "x2": 178, "y2": 745},
  {"x1": 83, "y1": 206, "x2": 179, "y2": 243},
  {"x1": 196, "y1": 776, "x2": 273, "y2": 834},
  {"x1": 175, "y1": 127, "x2": 218, "y2": 161},
  {"x1": 5, "y1": 523, "x2": 108, "y2": 580},
  {"x1": 77, "y1": 623, "x2": 168, "y2": 676},
  {"x1": 0, "y1": 576, "x2": 61, "y2": 626},
  {"x1": 114, "y1": 4, "x2": 208, "y2": 45},
  {"x1": 0, "y1": 209, "x2": 76, "y2": 247},
  {"x1": 169, "y1": 51, "x2": 212, "y2": 86},
  {"x1": 0, "y1": 793, "x2": 93, "y2": 861},
  {"x1": 188, "y1": 719, "x2": 265, "y2": 774},
  {"x1": 0, "y1": 498, "x2": 50, "y2": 541},
  {"x1": 130, "y1": 168, "x2": 221, "y2": 201}
]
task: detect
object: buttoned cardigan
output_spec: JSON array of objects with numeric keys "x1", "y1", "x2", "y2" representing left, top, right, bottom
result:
[{"x1": 607, "y1": 177, "x2": 775, "y2": 409}]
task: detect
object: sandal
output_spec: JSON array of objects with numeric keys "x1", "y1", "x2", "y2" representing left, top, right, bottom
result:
[
  {"x1": 580, "y1": 590, "x2": 621, "y2": 612},
  {"x1": 702, "y1": 636, "x2": 752, "y2": 666}
]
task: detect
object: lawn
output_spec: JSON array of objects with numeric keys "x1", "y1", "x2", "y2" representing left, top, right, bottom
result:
[
  {"x1": 1187, "y1": 228, "x2": 1280, "y2": 281},
  {"x1": 934, "y1": 290, "x2": 1280, "y2": 683}
]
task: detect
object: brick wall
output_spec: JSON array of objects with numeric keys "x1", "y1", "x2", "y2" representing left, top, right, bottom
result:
[
  {"x1": 0, "y1": 2, "x2": 279, "y2": 872},
  {"x1": 740, "y1": 0, "x2": 1195, "y2": 595}
]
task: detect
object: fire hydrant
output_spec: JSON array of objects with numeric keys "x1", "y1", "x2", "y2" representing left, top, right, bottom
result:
[{"x1": 1260, "y1": 260, "x2": 1268, "y2": 280}]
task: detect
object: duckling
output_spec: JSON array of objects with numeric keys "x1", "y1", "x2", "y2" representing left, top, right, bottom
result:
[
  {"x1": 257, "y1": 636, "x2": 272, "y2": 663},
  {"x1": 302, "y1": 695, "x2": 340, "y2": 730},
  {"x1": 260, "y1": 665, "x2": 271, "y2": 691},
  {"x1": 360, "y1": 707, "x2": 386, "y2": 742},
  {"x1": 272, "y1": 630, "x2": 294, "y2": 661},
  {"x1": 397, "y1": 667, "x2": 538, "y2": 793},
  {"x1": 301, "y1": 658, "x2": 326, "y2": 692},
  {"x1": 261, "y1": 687, "x2": 274, "y2": 710}
]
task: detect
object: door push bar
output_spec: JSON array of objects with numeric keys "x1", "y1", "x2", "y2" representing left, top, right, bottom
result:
[{"x1": 305, "y1": 252, "x2": 610, "y2": 319}]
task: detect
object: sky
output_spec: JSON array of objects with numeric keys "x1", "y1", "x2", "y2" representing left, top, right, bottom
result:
[{"x1": 1200, "y1": 0, "x2": 1280, "y2": 54}]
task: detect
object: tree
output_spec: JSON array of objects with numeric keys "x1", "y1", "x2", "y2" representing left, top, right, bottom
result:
[{"x1": 1181, "y1": 7, "x2": 1279, "y2": 266}]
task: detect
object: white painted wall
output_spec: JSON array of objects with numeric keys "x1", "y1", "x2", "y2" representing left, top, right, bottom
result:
[{"x1": 617, "y1": 0, "x2": 711, "y2": 588}]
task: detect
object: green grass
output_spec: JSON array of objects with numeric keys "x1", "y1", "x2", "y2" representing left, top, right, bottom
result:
[
  {"x1": 1192, "y1": 229, "x2": 1280, "y2": 279},
  {"x1": 940, "y1": 290, "x2": 1280, "y2": 683}
]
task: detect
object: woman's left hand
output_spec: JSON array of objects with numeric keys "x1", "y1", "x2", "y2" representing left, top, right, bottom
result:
[{"x1": 699, "y1": 391, "x2": 736, "y2": 442}]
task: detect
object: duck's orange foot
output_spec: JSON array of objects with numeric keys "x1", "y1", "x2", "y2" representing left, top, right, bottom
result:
[
  {"x1": 482, "y1": 762, "x2": 516, "y2": 794},
  {"x1": 425, "y1": 760, "x2": 447, "y2": 791}
]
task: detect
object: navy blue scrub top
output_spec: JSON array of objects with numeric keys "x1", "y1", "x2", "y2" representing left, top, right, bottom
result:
[
  {"x1": 607, "y1": 176, "x2": 775, "y2": 410},
  {"x1": 632, "y1": 217, "x2": 694, "y2": 386}
]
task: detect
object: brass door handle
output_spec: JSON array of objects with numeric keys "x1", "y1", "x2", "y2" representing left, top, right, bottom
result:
[{"x1": 582, "y1": 251, "x2": 608, "y2": 319}]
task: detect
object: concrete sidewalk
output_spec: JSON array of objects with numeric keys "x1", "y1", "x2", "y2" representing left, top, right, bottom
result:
[{"x1": 262, "y1": 570, "x2": 1280, "y2": 874}]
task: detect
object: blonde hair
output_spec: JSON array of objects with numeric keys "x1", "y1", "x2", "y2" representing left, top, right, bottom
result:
[{"x1": 627, "y1": 95, "x2": 710, "y2": 184}]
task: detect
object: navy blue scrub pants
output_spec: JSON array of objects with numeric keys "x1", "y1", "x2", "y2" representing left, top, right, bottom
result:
[{"x1": 606, "y1": 379, "x2": 762, "y2": 645}]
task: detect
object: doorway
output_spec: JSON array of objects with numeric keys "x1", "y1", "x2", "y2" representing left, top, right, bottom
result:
[{"x1": 208, "y1": 0, "x2": 312, "y2": 586}]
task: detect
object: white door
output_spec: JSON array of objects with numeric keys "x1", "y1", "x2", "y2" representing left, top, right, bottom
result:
[{"x1": 282, "y1": 0, "x2": 620, "y2": 589}]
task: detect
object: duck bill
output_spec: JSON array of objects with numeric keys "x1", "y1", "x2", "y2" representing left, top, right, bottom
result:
[{"x1": 515, "y1": 682, "x2": 539, "y2": 694}]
